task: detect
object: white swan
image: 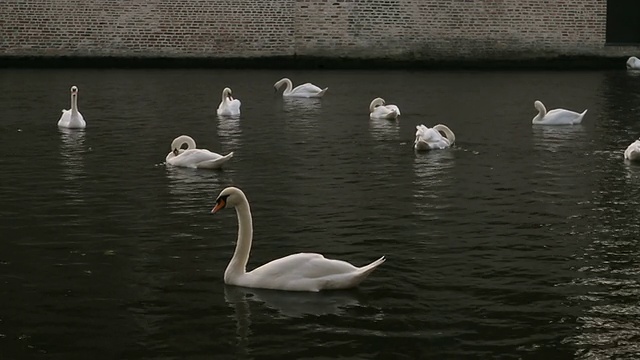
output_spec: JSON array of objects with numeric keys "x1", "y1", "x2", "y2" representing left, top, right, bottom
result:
[
  {"x1": 274, "y1": 78, "x2": 328, "y2": 98},
  {"x1": 627, "y1": 56, "x2": 640, "y2": 70},
  {"x1": 369, "y1": 97, "x2": 400, "y2": 120},
  {"x1": 532, "y1": 100, "x2": 587, "y2": 125},
  {"x1": 414, "y1": 124, "x2": 456, "y2": 151},
  {"x1": 57, "y1": 86, "x2": 86, "y2": 129},
  {"x1": 165, "y1": 135, "x2": 233, "y2": 169},
  {"x1": 624, "y1": 139, "x2": 640, "y2": 162},
  {"x1": 217, "y1": 87, "x2": 241, "y2": 116},
  {"x1": 211, "y1": 187, "x2": 386, "y2": 292}
]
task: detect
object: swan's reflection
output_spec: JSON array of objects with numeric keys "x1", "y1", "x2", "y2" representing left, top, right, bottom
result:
[
  {"x1": 59, "y1": 128, "x2": 86, "y2": 202},
  {"x1": 282, "y1": 97, "x2": 322, "y2": 119},
  {"x1": 217, "y1": 117, "x2": 242, "y2": 150},
  {"x1": 412, "y1": 150, "x2": 455, "y2": 216},
  {"x1": 531, "y1": 125, "x2": 587, "y2": 153},
  {"x1": 224, "y1": 285, "x2": 360, "y2": 319},
  {"x1": 165, "y1": 166, "x2": 230, "y2": 215},
  {"x1": 369, "y1": 119, "x2": 400, "y2": 142}
]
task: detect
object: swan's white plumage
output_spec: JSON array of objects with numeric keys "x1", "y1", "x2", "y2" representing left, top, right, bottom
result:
[
  {"x1": 532, "y1": 100, "x2": 587, "y2": 125},
  {"x1": 274, "y1": 78, "x2": 327, "y2": 98},
  {"x1": 212, "y1": 187, "x2": 385, "y2": 292},
  {"x1": 165, "y1": 135, "x2": 233, "y2": 169},
  {"x1": 624, "y1": 139, "x2": 640, "y2": 162},
  {"x1": 217, "y1": 87, "x2": 241, "y2": 116},
  {"x1": 414, "y1": 124, "x2": 456, "y2": 151},
  {"x1": 369, "y1": 97, "x2": 400, "y2": 120},
  {"x1": 57, "y1": 85, "x2": 86, "y2": 129},
  {"x1": 627, "y1": 56, "x2": 640, "y2": 70}
]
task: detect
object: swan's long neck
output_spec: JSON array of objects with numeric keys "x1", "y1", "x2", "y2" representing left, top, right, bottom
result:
[
  {"x1": 434, "y1": 124, "x2": 456, "y2": 145},
  {"x1": 533, "y1": 101, "x2": 547, "y2": 123},
  {"x1": 71, "y1": 94, "x2": 78, "y2": 115},
  {"x1": 225, "y1": 199, "x2": 253, "y2": 280},
  {"x1": 276, "y1": 79, "x2": 293, "y2": 94},
  {"x1": 221, "y1": 89, "x2": 230, "y2": 104}
]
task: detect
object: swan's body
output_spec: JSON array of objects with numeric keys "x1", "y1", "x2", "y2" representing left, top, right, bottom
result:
[
  {"x1": 57, "y1": 86, "x2": 86, "y2": 129},
  {"x1": 627, "y1": 56, "x2": 640, "y2": 70},
  {"x1": 217, "y1": 87, "x2": 241, "y2": 116},
  {"x1": 369, "y1": 97, "x2": 400, "y2": 120},
  {"x1": 624, "y1": 139, "x2": 640, "y2": 161},
  {"x1": 165, "y1": 135, "x2": 233, "y2": 169},
  {"x1": 414, "y1": 124, "x2": 456, "y2": 151},
  {"x1": 274, "y1": 78, "x2": 327, "y2": 98},
  {"x1": 532, "y1": 100, "x2": 587, "y2": 125},
  {"x1": 211, "y1": 187, "x2": 385, "y2": 292}
]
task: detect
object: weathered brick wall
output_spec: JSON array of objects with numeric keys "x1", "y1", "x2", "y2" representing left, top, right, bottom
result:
[{"x1": 0, "y1": 0, "x2": 637, "y2": 61}]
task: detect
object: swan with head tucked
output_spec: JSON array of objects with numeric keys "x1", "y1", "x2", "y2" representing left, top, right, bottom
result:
[
  {"x1": 414, "y1": 124, "x2": 456, "y2": 151},
  {"x1": 369, "y1": 97, "x2": 400, "y2": 120},
  {"x1": 532, "y1": 100, "x2": 587, "y2": 125},
  {"x1": 57, "y1": 86, "x2": 86, "y2": 129},
  {"x1": 165, "y1": 135, "x2": 233, "y2": 169},
  {"x1": 627, "y1": 56, "x2": 640, "y2": 70},
  {"x1": 624, "y1": 139, "x2": 640, "y2": 162},
  {"x1": 217, "y1": 87, "x2": 241, "y2": 116},
  {"x1": 274, "y1": 78, "x2": 328, "y2": 98},
  {"x1": 211, "y1": 187, "x2": 386, "y2": 292}
]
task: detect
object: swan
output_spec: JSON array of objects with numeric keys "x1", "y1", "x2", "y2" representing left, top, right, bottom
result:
[
  {"x1": 414, "y1": 124, "x2": 456, "y2": 151},
  {"x1": 624, "y1": 139, "x2": 640, "y2": 162},
  {"x1": 211, "y1": 187, "x2": 386, "y2": 292},
  {"x1": 627, "y1": 56, "x2": 640, "y2": 70},
  {"x1": 57, "y1": 86, "x2": 86, "y2": 129},
  {"x1": 165, "y1": 135, "x2": 233, "y2": 169},
  {"x1": 532, "y1": 100, "x2": 587, "y2": 125},
  {"x1": 369, "y1": 97, "x2": 400, "y2": 120},
  {"x1": 274, "y1": 78, "x2": 328, "y2": 98},
  {"x1": 217, "y1": 87, "x2": 241, "y2": 116}
]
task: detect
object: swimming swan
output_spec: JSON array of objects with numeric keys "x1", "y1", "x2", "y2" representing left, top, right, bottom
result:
[
  {"x1": 369, "y1": 97, "x2": 400, "y2": 120},
  {"x1": 414, "y1": 124, "x2": 456, "y2": 151},
  {"x1": 57, "y1": 86, "x2": 86, "y2": 129},
  {"x1": 624, "y1": 139, "x2": 640, "y2": 162},
  {"x1": 217, "y1": 87, "x2": 241, "y2": 116},
  {"x1": 274, "y1": 78, "x2": 328, "y2": 98},
  {"x1": 627, "y1": 56, "x2": 640, "y2": 70},
  {"x1": 211, "y1": 187, "x2": 386, "y2": 292},
  {"x1": 165, "y1": 135, "x2": 233, "y2": 169},
  {"x1": 532, "y1": 100, "x2": 587, "y2": 125}
]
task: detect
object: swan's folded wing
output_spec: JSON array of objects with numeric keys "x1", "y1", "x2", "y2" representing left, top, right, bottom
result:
[
  {"x1": 248, "y1": 253, "x2": 358, "y2": 280},
  {"x1": 196, "y1": 152, "x2": 234, "y2": 169},
  {"x1": 170, "y1": 149, "x2": 225, "y2": 168}
]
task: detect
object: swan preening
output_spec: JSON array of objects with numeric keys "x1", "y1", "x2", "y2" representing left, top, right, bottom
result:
[
  {"x1": 414, "y1": 124, "x2": 456, "y2": 151},
  {"x1": 165, "y1": 135, "x2": 233, "y2": 169},
  {"x1": 57, "y1": 86, "x2": 86, "y2": 129},
  {"x1": 369, "y1": 97, "x2": 400, "y2": 120},
  {"x1": 274, "y1": 78, "x2": 328, "y2": 98},
  {"x1": 627, "y1": 56, "x2": 640, "y2": 70},
  {"x1": 211, "y1": 186, "x2": 385, "y2": 292},
  {"x1": 624, "y1": 139, "x2": 640, "y2": 162},
  {"x1": 217, "y1": 87, "x2": 241, "y2": 116},
  {"x1": 532, "y1": 100, "x2": 587, "y2": 125}
]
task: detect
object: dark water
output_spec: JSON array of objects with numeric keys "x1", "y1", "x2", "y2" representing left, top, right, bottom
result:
[{"x1": 1, "y1": 68, "x2": 640, "y2": 359}]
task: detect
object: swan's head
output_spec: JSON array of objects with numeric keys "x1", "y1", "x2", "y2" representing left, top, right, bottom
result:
[
  {"x1": 70, "y1": 86, "x2": 78, "y2": 97},
  {"x1": 369, "y1": 97, "x2": 385, "y2": 112},
  {"x1": 222, "y1": 87, "x2": 233, "y2": 100},
  {"x1": 627, "y1": 56, "x2": 639, "y2": 69},
  {"x1": 212, "y1": 187, "x2": 246, "y2": 214}
]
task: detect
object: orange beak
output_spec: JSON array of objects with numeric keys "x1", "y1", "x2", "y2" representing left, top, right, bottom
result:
[{"x1": 211, "y1": 198, "x2": 226, "y2": 214}]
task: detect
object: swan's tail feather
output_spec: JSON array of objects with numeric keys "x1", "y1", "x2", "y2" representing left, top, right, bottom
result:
[
  {"x1": 575, "y1": 109, "x2": 588, "y2": 124},
  {"x1": 316, "y1": 87, "x2": 328, "y2": 97},
  {"x1": 357, "y1": 256, "x2": 386, "y2": 276},
  {"x1": 196, "y1": 152, "x2": 234, "y2": 169}
]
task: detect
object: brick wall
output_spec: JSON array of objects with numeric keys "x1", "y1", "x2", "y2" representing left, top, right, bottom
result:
[{"x1": 0, "y1": 0, "x2": 637, "y2": 61}]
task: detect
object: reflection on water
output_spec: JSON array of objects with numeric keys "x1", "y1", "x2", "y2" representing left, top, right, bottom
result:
[
  {"x1": 369, "y1": 118, "x2": 400, "y2": 142},
  {"x1": 532, "y1": 125, "x2": 587, "y2": 153},
  {"x1": 59, "y1": 128, "x2": 86, "y2": 203},
  {"x1": 217, "y1": 117, "x2": 242, "y2": 150},
  {"x1": 224, "y1": 285, "x2": 360, "y2": 319},
  {"x1": 165, "y1": 166, "x2": 231, "y2": 216},
  {"x1": 282, "y1": 97, "x2": 322, "y2": 119}
]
